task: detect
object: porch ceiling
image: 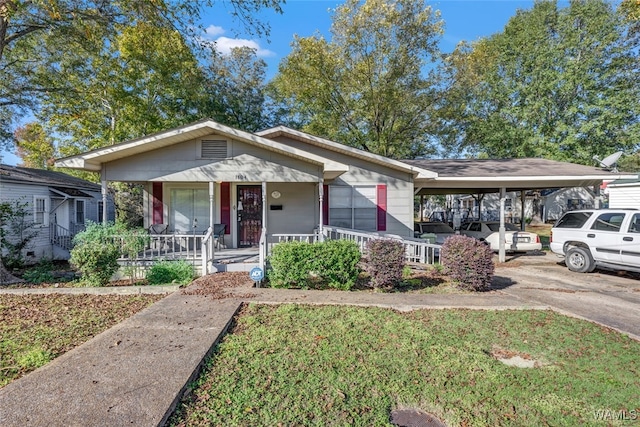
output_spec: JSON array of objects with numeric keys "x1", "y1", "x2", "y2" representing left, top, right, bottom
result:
[{"x1": 407, "y1": 158, "x2": 635, "y2": 195}]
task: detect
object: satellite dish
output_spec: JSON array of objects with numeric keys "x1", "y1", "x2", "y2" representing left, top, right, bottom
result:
[{"x1": 593, "y1": 151, "x2": 623, "y2": 172}]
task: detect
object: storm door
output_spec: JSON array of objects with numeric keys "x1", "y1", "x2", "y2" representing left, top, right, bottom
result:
[{"x1": 237, "y1": 185, "x2": 262, "y2": 247}]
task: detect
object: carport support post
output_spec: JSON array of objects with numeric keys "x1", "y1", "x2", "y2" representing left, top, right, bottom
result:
[
  {"x1": 499, "y1": 187, "x2": 506, "y2": 263},
  {"x1": 520, "y1": 191, "x2": 526, "y2": 231}
]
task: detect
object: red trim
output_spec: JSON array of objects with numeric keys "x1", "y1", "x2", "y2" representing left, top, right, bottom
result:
[
  {"x1": 377, "y1": 184, "x2": 387, "y2": 231},
  {"x1": 323, "y1": 185, "x2": 329, "y2": 225},
  {"x1": 152, "y1": 182, "x2": 163, "y2": 224},
  {"x1": 220, "y1": 182, "x2": 231, "y2": 234}
]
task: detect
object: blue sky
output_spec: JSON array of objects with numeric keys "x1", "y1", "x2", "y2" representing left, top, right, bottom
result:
[{"x1": 2, "y1": 0, "x2": 554, "y2": 166}]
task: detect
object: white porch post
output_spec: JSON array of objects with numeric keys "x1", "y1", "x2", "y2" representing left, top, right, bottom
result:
[
  {"x1": 260, "y1": 181, "x2": 267, "y2": 270},
  {"x1": 499, "y1": 187, "x2": 506, "y2": 263},
  {"x1": 593, "y1": 184, "x2": 601, "y2": 209},
  {"x1": 318, "y1": 181, "x2": 324, "y2": 242},
  {"x1": 101, "y1": 166, "x2": 108, "y2": 225},
  {"x1": 208, "y1": 182, "x2": 215, "y2": 273}
]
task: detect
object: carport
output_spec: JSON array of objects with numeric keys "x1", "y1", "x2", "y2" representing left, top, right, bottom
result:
[{"x1": 404, "y1": 158, "x2": 636, "y2": 262}]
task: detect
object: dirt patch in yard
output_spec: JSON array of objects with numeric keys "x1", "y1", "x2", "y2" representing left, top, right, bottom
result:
[{"x1": 181, "y1": 272, "x2": 256, "y2": 299}]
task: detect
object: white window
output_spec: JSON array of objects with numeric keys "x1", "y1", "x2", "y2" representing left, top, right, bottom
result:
[
  {"x1": 33, "y1": 196, "x2": 49, "y2": 226},
  {"x1": 329, "y1": 186, "x2": 377, "y2": 231},
  {"x1": 169, "y1": 188, "x2": 210, "y2": 233},
  {"x1": 75, "y1": 200, "x2": 85, "y2": 224}
]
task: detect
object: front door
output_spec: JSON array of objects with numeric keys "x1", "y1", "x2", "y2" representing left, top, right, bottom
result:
[{"x1": 237, "y1": 185, "x2": 262, "y2": 247}]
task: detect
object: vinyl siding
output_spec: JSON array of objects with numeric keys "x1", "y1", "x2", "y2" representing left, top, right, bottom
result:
[
  {"x1": 268, "y1": 136, "x2": 414, "y2": 237},
  {"x1": 0, "y1": 181, "x2": 53, "y2": 261},
  {"x1": 104, "y1": 136, "x2": 323, "y2": 183},
  {"x1": 609, "y1": 185, "x2": 640, "y2": 209}
]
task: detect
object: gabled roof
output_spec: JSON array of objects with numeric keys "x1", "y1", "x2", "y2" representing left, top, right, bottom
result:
[
  {"x1": 55, "y1": 119, "x2": 349, "y2": 178},
  {"x1": 0, "y1": 164, "x2": 100, "y2": 191},
  {"x1": 256, "y1": 126, "x2": 438, "y2": 179}
]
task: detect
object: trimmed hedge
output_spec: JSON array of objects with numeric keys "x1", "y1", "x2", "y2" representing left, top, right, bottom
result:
[
  {"x1": 268, "y1": 239, "x2": 361, "y2": 290},
  {"x1": 440, "y1": 235, "x2": 494, "y2": 291}
]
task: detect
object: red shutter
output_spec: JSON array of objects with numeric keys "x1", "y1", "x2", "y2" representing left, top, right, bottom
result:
[
  {"x1": 220, "y1": 182, "x2": 231, "y2": 234},
  {"x1": 377, "y1": 184, "x2": 387, "y2": 231},
  {"x1": 323, "y1": 185, "x2": 329, "y2": 225},
  {"x1": 152, "y1": 182, "x2": 163, "y2": 224}
]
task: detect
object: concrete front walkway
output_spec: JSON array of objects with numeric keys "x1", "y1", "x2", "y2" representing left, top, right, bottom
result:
[{"x1": 1, "y1": 256, "x2": 639, "y2": 426}]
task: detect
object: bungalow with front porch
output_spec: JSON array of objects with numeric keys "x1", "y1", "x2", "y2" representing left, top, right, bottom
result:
[{"x1": 55, "y1": 119, "x2": 437, "y2": 273}]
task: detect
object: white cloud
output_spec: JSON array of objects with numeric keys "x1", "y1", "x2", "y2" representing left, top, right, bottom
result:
[
  {"x1": 201, "y1": 24, "x2": 275, "y2": 57},
  {"x1": 204, "y1": 25, "x2": 225, "y2": 37},
  {"x1": 214, "y1": 36, "x2": 276, "y2": 58}
]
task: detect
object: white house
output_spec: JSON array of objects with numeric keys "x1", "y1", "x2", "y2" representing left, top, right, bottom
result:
[
  {"x1": 55, "y1": 120, "x2": 630, "y2": 269},
  {"x1": 0, "y1": 165, "x2": 115, "y2": 262},
  {"x1": 607, "y1": 177, "x2": 640, "y2": 209}
]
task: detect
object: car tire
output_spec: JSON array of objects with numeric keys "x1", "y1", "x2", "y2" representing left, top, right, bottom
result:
[{"x1": 565, "y1": 247, "x2": 596, "y2": 273}]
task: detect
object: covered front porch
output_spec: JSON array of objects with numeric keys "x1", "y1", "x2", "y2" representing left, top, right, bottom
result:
[{"x1": 114, "y1": 226, "x2": 440, "y2": 276}]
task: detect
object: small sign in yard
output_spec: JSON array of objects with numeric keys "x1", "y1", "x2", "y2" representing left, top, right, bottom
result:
[{"x1": 249, "y1": 267, "x2": 264, "y2": 284}]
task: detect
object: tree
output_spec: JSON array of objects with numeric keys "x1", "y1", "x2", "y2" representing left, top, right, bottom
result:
[
  {"x1": 14, "y1": 122, "x2": 55, "y2": 169},
  {"x1": 0, "y1": 0, "x2": 284, "y2": 150},
  {"x1": 269, "y1": 0, "x2": 443, "y2": 159},
  {"x1": 201, "y1": 46, "x2": 269, "y2": 132},
  {"x1": 436, "y1": 0, "x2": 640, "y2": 165}
]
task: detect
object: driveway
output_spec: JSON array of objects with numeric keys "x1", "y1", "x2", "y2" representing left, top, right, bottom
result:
[{"x1": 493, "y1": 252, "x2": 640, "y2": 340}]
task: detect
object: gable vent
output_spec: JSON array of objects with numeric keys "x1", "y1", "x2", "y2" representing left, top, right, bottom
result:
[{"x1": 201, "y1": 140, "x2": 227, "y2": 159}]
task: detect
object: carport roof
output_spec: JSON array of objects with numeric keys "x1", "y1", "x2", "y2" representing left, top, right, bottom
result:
[{"x1": 404, "y1": 158, "x2": 635, "y2": 195}]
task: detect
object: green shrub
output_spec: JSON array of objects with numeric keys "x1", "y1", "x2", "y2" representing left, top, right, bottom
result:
[
  {"x1": 70, "y1": 222, "x2": 121, "y2": 287},
  {"x1": 268, "y1": 239, "x2": 361, "y2": 290},
  {"x1": 363, "y1": 239, "x2": 405, "y2": 290},
  {"x1": 22, "y1": 259, "x2": 56, "y2": 284},
  {"x1": 440, "y1": 235, "x2": 495, "y2": 291},
  {"x1": 314, "y1": 239, "x2": 361, "y2": 290},
  {"x1": 147, "y1": 260, "x2": 194, "y2": 285}
]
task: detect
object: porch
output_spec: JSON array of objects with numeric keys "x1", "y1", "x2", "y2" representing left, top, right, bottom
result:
[{"x1": 113, "y1": 226, "x2": 441, "y2": 276}]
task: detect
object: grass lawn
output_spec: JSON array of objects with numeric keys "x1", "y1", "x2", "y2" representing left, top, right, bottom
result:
[
  {"x1": 0, "y1": 293, "x2": 163, "y2": 387},
  {"x1": 527, "y1": 224, "x2": 552, "y2": 249},
  {"x1": 170, "y1": 304, "x2": 640, "y2": 426}
]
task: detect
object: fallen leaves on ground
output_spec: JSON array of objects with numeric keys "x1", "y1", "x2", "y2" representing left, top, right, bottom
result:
[{"x1": 181, "y1": 272, "x2": 256, "y2": 299}]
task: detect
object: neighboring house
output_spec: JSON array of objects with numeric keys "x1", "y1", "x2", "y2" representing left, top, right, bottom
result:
[
  {"x1": 446, "y1": 186, "x2": 596, "y2": 224},
  {"x1": 0, "y1": 165, "x2": 115, "y2": 262},
  {"x1": 537, "y1": 187, "x2": 596, "y2": 222},
  {"x1": 607, "y1": 177, "x2": 640, "y2": 209}
]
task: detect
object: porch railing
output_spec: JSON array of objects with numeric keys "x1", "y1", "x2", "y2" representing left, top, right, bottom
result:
[
  {"x1": 114, "y1": 233, "x2": 205, "y2": 262},
  {"x1": 322, "y1": 226, "x2": 440, "y2": 265},
  {"x1": 50, "y1": 223, "x2": 73, "y2": 251},
  {"x1": 268, "y1": 227, "x2": 440, "y2": 265}
]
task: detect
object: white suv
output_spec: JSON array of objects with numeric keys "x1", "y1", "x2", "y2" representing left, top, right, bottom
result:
[{"x1": 550, "y1": 209, "x2": 640, "y2": 273}]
